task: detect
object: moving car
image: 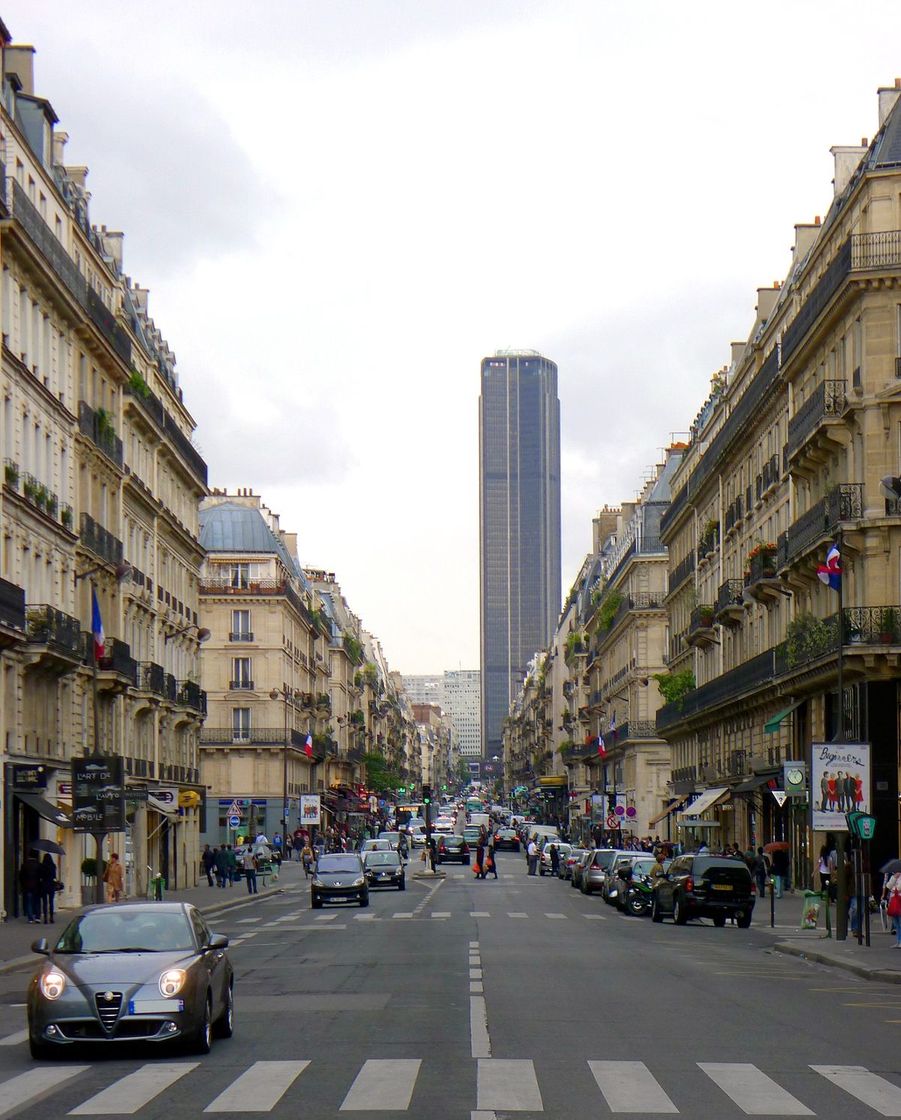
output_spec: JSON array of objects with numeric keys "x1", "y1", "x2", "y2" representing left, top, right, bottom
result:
[
  {"x1": 360, "y1": 839, "x2": 394, "y2": 854},
  {"x1": 363, "y1": 851, "x2": 406, "y2": 890},
  {"x1": 651, "y1": 854, "x2": 755, "y2": 927},
  {"x1": 27, "y1": 902, "x2": 233, "y2": 1059},
  {"x1": 437, "y1": 835, "x2": 470, "y2": 864},
  {"x1": 311, "y1": 853, "x2": 369, "y2": 909},
  {"x1": 463, "y1": 826, "x2": 483, "y2": 846},
  {"x1": 493, "y1": 828, "x2": 521, "y2": 852},
  {"x1": 377, "y1": 831, "x2": 401, "y2": 848}
]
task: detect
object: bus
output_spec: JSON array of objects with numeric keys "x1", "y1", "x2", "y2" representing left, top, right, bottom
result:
[{"x1": 465, "y1": 797, "x2": 485, "y2": 814}]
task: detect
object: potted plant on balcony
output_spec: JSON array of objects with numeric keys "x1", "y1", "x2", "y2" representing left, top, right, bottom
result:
[
  {"x1": 61, "y1": 504, "x2": 73, "y2": 530},
  {"x1": 879, "y1": 608, "x2": 899, "y2": 644},
  {"x1": 597, "y1": 590, "x2": 623, "y2": 631},
  {"x1": 701, "y1": 518, "x2": 719, "y2": 557},
  {"x1": 3, "y1": 461, "x2": 18, "y2": 489},
  {"x1": 696, "y1": 605, "x2": 715, "y2": 628}
]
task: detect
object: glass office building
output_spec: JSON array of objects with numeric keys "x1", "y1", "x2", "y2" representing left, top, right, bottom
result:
[{"x1": 479, "y1": 350, "x2": 561, "y2": 762}]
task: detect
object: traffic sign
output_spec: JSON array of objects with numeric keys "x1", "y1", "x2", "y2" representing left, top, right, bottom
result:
[
  {"x1": 228, "y1": 814, "x2": 241, "y2": 829},
  {"x1": 771, "y1": 790, "x2": 788, "y2": 807},
  {"x1": 606, "y1": 814, "x2": 620, "y2": 829},
  {"x1": 227, "y1": 799, "x2": 242, "y2": 817}
]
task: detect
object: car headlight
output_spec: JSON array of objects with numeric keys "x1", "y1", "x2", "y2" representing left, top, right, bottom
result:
[
  {"x1": 352, "y1": 877, "x2": 365, "y2": 887},
  {"x1": 39, "y1": 969, "x2": 66, "y2": 1000},
  {"x1": 159, "y1": 969, "x2": 187, "y2": 997}
]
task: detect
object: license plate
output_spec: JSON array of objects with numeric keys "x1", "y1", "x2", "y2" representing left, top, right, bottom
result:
[
  {"x1": 712, "y1": 884, "x2": 733, "y2": 891},
  {"x1": 128, "y1": 998, "x2": 184, "y2": 1014}
]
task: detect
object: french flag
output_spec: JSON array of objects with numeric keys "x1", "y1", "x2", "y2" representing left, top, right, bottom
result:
[
  {"x1": 91, "y1": 588, "x2": 105, "y2": 660},
  {"x1": 303, "y1": 734, "x2": 313, "y2": 759},
  {"x1": 596, "y1": 734, "x2": 606, "y2": 756},
  {"x1": 817, "y1": 542, "x2": 841, "y2": 592}
]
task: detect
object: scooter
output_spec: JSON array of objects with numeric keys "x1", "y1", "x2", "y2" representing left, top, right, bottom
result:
[{"x1": 623, "y1": 873, "x2": 654, "y2": 916}]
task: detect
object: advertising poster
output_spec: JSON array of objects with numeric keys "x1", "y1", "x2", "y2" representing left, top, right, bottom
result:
[
  {"x1": 811, "y1": 741, "x2": 869, "y2": 831},
  {"x1": 300, "y1": 794, "x2": 321, "y2": 826}
]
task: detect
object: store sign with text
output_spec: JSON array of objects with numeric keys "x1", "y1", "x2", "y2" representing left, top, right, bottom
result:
[{"x1": 810, "y1": 742, "x2": 869, "y2": 832}]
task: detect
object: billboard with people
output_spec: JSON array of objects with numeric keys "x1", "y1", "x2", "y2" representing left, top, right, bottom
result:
[{"x1": 811, "y1": 741, "x2": 869, "y2": 831}]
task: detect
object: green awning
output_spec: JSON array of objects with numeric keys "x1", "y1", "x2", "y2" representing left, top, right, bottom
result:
[{"x1": 764, "y1": 700, "x2": 804, "y2": 734}]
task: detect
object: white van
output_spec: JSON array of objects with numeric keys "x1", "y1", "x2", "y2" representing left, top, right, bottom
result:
[{"x1": 468, "y1": 813, "x2": 491, "y2": 830}]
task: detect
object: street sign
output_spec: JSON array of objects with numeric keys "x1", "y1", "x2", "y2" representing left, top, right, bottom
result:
[
  {"x1": 771, "y1": 790, "x2": 788, "y2": 807},
  {"x1": 606, "y1": 814, "x2": 619, "y2": 829},
  {"x1": 73, "y1": 756, "x2": 125, "y2": 833},
  {"x1": 227, "y1": 799, "x2": 243, "y2": 817},
  {"x1": 228, "y1": 814, "x2": 241, "y2": 829}
]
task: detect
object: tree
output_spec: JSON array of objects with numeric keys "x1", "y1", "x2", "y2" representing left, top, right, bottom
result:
[{"x1": 362, "y1": 752, "x2": 402, "y2": 793}]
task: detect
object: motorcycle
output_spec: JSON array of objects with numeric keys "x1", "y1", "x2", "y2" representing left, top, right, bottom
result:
[{"x1": 623, "y1": 873, "x2": 655, "y2": 916}]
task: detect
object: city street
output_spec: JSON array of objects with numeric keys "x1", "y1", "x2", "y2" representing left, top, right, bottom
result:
[{"x1": 1, "y1": 853, "x2": 901, "y2": 1117}]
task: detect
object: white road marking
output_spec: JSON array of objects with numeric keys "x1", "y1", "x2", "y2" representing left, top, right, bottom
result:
[
  {"x1": 0, "y1": 1065, "x2": 88, "y2": 1117},
  {"x1": 431, "y1": 911, "x2": 451, "y2": 918},
  {"x1": 313, "y1": 914, "x2": 338, "y2": 921},
  {"x1": 0, "y1": 1030, "x2": 26, "y2": 1047},
  {"x1": 470, "y1": 996, "x2": 491, "y2": 1058},
  {"x1": 699, "y1": 1063, "x2": 813, "y2": 1115},
  {"x1": 69, "y1": 1063, "x2": 198, "y2": 1115},
  {"x1": 470, "y1": 968, "x2": 483, "y2": 980},
  {"x1": 589, "y1": 1060, "x2": 678, "y2": 1113},
  {"x1": 583, "y1": 914, "x2": 606, "y2": 920},
  {"x1": 393, "y1": 913, "x2": 414, "y2": 919},
  {"x1": 545, "y1": 913, "x2": 567, "y2": 919},
  {"x1": 353, "y1": 914, "x2": 379, "y2": 921},
  {"x1": 507, "y1": 912, "x2": 527, "y2": 918},
  {"x1": 235, "y1": 917, "x2": 263, "y2": 924},
  {"x1": 477, "y1": 1059, "x2": 542, "y2": 1111},
  {"x1": 812, "y1": 1064, "x2": 901, "y2": 1115},
  {"x1": 204, "y1": 1061, "x2": 310, "y2": 1112},
  {"x1": 470, "y1": 981, "x2": 483, "y2": 993},
  {"x1": 229, "y1": 938, "x2": 246, "y2": 947},
  {"x1": 469, "y1": 941, "x2": 479, "y2": 947},
  {"x1": 339, "y1": 1059, "x2": 421, "y2": 1111},
  {"x1": 470, "y1": 912, "x2": 490, "y2": 917}
]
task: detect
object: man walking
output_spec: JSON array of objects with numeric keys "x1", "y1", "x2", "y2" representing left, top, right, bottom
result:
[
  {"x1": 241, "y1": 846, "x2": 258, "y2": 894},
  {"x1": 527, "y1": 836, "x2": 540, "y2": 875},
  {"x1": 214, "y1": 845, "x2": 229, "y2": 888},
  {"x1": 201, "y1": 844, "x2": 215, "y2": 887}
]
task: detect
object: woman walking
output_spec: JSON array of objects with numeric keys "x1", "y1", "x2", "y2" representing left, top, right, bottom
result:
[
  {"x1": 885, "y1": 867, "x2": 901, "y2": 946},
  {"x1": 39, "y1": 853, "x2": 57, "y2": 924}
]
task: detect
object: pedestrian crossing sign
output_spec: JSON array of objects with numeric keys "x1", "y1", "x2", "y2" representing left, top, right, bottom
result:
[{"x1": 227, "y1": 799, "x2": 242, "y2": 817}]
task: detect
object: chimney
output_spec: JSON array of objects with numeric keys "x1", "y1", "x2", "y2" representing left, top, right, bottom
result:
[
  {"x1": 99, "y1": 229, "x2": 124, "y2": 269},
  {"x1": 830, "y1": 144, "x2": 867, "y2": 196},
  {"x1": 877, "y1": 79, "x2": 901, "y2": 127},
  {"x1": 792, "y1": 222, "x2": 820, "y2": 265},
  {"x1": 64, "y1": 165, "x2": 89, "y2": 190},
  {"x1": 52, "y1": 129, "x2": 68, "y2": 166},
  {"x1": 756, "y1": 286, "x2": 780, "y2": 324},
  {"x1": 4, "y1": 44, "x2": 35, "y2": 95},
  {"x1": 132, "y1": 285, "x2": 149, "y2": 314},
  {"x1": 730, "y1": 341, "x2": 745, "y2": 368}
]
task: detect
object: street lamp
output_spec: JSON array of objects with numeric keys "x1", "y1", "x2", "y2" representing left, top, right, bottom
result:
[
  {"x1": 270, "y1": 687, "x2": 292, "y2": 845},
  {"x1": 163, "y1": 624, "x2": 211, "y2": 644}
]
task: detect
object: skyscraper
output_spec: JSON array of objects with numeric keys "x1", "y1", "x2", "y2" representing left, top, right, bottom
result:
[{"x1": 479, "y1": 349, "x2": 561, "y2": 762}]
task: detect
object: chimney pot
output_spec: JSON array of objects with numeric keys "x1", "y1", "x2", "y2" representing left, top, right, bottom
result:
[
  {"x1": 862, "y1": 137, "x2": 868, "y2": 146},
  {"x1": 814, "y1": 215, "x2": 821, "y2": 226}
]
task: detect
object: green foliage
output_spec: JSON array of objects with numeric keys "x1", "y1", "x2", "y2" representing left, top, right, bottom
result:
[
  {"x1": 362, "y1": 751, "x2": 402, "y2": 793},
  {"x1": 343, "y1": 632, "x2": 364, "y2": 665},
  {"x1": 129, "y1": 367, "x2": 152, "y2": 400},
  {"x1": 565, "y1": 632, "x2": 586, "y2": 661},
  {"x1": 597, "y1": 590, "x2": 623, "y2": 630},
  {"x1": 784, "y1": 612, "x2": 837, "y2": 668},
  {"x1": 653, "y1": 669, "x2": 696, "y2": 709},
  {"x1": 95, "y1": 407, "x2": 115, "y2": 437},
  {"x1": 81, "y1": 857, "x2": 106, "y2": 880},
  {"x1": 556, "y1": 739, "x2": 576, "y2": 755}
]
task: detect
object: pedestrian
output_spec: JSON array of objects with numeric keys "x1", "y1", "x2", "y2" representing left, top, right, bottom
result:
[
  {"x1": 293, "y1": 829, "x2": 305, "y2": 859},
  {"x1": 301, "y1": 840, "x2": 314, "y2": 878},
  {"x1": 486, "y1": 831, "x2": 498, "y2": 879},
  {"x1": 225, "y1": 844, "x2": 237, "y2": 887},
  {"x1": 527, "y1": 835, "x2": 539, "y2": 876},
  {"x1": 241, "y1": 846, "x2": 258, "y2": 894},
  {"x1": 428, "y1": 836, "x2": 438, "y2": 873},
  {"x1": 752, "y1": 847, "x2": 769, "y2": 899},
  {"x1": 213, "y1": 845, "x2": 229, "y2": 888},
  {"x1": 39, "y1": 853, "x2": 58, "y2": 924},
  {"x1": 883, "y1": 867, "x2": 901, "y2": 946},
  {"x1": 103, "y1": 852, "x2": 124, "y2": 903},
  {"x1": 19, "y1": 851, "x2": 42, "y2": 923},
  {"x1": 549, "y1": 843, "x2": 560, "y2": 877},
  {"x1": 770, "y1": 847, "x2": 789, "y2": 898},
  {"x1": 201, "y1": 844, "x2": 215, "y2": 887},
  {"x1": 475, "y1": 834, "x2": 487, "y2": 879},
  {"x1": 398, "y1": 832, "x2": 409, "y2": 861},
  {"x1": 649, "y1": 850, "x2": 667, "y2": 883}
]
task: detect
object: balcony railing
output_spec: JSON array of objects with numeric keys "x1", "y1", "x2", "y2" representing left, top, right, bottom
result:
[
  {"x1": 177, "y1": 680, "x2": 206, "y2": 712},
  {"x1": 25, "y1": 605, "x2": 83, "y2": 659},
  {"x1": 787, "y1": 380, "x2": 847, "y2": 459},
  {"x1": 715, "y1": 579, "x2": 745, "y2": 617},
  {"x1": 229, "y1": 631, "x2": 254, "y2": 642},
  {"x1": 782, "y1": 484, "x2": 862, "y2": 566},
  {"x1": 164, "y1": 673, "x2": 178, "y2": 702},
  {"x1": 201, "y1": 727, "x2": 316, "y2": 745},
  {"x1": 80, "y1": 511, "x2": 124, "y2": 567},
  {"x1": 78, "y1": 401, "x2": 124, "y2": 468},
  {"x1": 97, "y1": 637, "x2": 138, "y2": 685},
  {"x1": 0, "y1": 577, "x2": 26, "y2": 635},
  {"x1": 229, "y1": 679, "x2": 255, "y2": 690},
  {"x1": 746, "y1": 548, "x2": 777, "y2": 585},
  {"x1": 669, "y1": 552, "x2": 696, "y2": 593},
  {"x1": 138, "y1": 661, "x2": 165, "y2": 695}
]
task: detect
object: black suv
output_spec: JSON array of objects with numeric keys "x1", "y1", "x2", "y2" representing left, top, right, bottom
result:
[{"x1": 651, "y1": 855, "x2": 754, "y2": 927}]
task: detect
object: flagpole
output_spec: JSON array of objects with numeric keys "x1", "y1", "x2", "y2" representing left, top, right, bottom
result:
[{"x1": 833, "y1": 529, "x2": 849, "y2": 940}]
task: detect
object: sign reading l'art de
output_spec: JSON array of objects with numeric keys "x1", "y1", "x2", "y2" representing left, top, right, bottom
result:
[
  {"x1": 300, "y1": 794, "x2": 320, "y2": 826},
  {"x1": 811, "y1": 742, "x2": 869, "y2": 832}
]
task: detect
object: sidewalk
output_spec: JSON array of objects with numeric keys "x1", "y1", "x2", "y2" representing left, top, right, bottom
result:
[
  {"x1": 752, "y1": 888, "x2": 901, "y2": 984},
  {"x1": 0, "y1": 860, "x2": 306, "y2": 976}
]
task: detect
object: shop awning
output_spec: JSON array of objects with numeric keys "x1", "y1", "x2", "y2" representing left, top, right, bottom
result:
[
  {"x1": 733, "y1": 774, "x2": 773, "y2": 793},
  {"x1": 679, "y1": 787, "x2": 729, "y2": 820},
  {"x1": 538, "y1": 776, "x2": 567, "y2": 788},
  {"x1": 15, "y1": 792, "x2": 73, "y2": 829},
  {"x1": 764, "y1": 701, "x2": 804, "y2": 734},
  {"x1": 147, "y1": 795, "x2": 178, "y2": 819},
  {"x1": 677, "y1": 819, "x2": 722, "y2": 828},
  {"x1": 648, "y1": 793, "x2": 691, "y2": 826}
]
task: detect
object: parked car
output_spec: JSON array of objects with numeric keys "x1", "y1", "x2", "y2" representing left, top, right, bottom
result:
[
  {"x1": 493, "y1": 828, "x2": 521, "y2": 852},
  {"x1": 539, "y1": 842, "x2": 572, "y2": 876},
  {"x1": 581, "y1": 849, "x2": 626, "y2": 895},
  {"x1": 311, "y1": 853, "x2": 369, "y2": 909},
  {"x1": 602, "y1": 853, "x2": 644, "y2": 905},
  {"x1": 363, "y1": 851, "x2": 406, "y2": 890},
  {"x1": 27, "y1": 902, "x2": 233, "y2": 1059},
  {"x1": 437, "y1": 835, "x2": 470, "y2": 864},
  {"x1": 651, "y1": 854, "x2": 755, "y2": 927},
  {"x1": 560, "y1": 848, "x2": 591, "y2": 880},
  {"x1": 570, "y1": 850, "x2": 594, "y2": 890}
]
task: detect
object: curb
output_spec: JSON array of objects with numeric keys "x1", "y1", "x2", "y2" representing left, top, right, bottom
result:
[{"x1": 773, "y1": 939, "x2": 901, "y2": 984}]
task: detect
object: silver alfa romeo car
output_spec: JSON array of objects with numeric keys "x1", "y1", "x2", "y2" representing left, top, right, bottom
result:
[{"x1": 27, "y1": 902, "x2": 233, "y2": 1058}]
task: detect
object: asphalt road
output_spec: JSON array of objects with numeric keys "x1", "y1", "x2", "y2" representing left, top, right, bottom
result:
[{"x1": 1, "y1": 850, "x2": 901, "y2": 1118}]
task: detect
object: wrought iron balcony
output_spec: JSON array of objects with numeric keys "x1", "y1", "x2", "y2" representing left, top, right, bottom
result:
[
  {"x1": 715, "y1": 579, "x2": 745, "y2": 626},
  {"x1": 786, "y1": 380, "x2": 848, "y2": 462},
  {"x1": 229, "y1": 679, "x2": 255, "y2": 690},
  {"x1": 25, "y1": 604, "x2": 83, "y2": 668},
  {"x1": 78, "y1": 401, "x2": 123, "y2": 468},
  {"x1": 782, "y1": 484, "x2": 862, "y2": 567},
  {"x1": 0, "y1": 577, "x2": 26, "y2": 647},
  {"x1": 177, "y1": 680, "x2": 206, "y2": 712},
  {"x1": 744, "y1": 548, "x2": 785, "y2": 604},
  {"x1": 164, "y1": 673, "x2": 178, "y2": 702},
  {"x1": 138, "y1": 661, "x2": 165, "y2": 695},
  {"x1": 669, "y1": 552, "x2": 696, "y2": 593},
  {"x1": 97, "y1": 636, "x2": 138, "y2": 686},
  {"x1": 80, "y1": 512, "x2": 124, "y2": 568},
  {"x1": 229, "y1": 631, "x2": 254, "y2": 642},
  {"x1": 201, "y1": 727, "x2": 303, "y2": 745},
  {"x1": 686, "y1": 605, "x2": 717, "y2": 647}
]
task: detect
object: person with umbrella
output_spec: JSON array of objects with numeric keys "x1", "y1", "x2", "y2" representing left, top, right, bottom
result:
[{"x1": 39, "y1": 852, "x2": 58, "y2": 924}]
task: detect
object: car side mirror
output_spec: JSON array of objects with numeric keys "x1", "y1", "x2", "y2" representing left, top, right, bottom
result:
[
  {"x1": 31, "y1": 938, "x2": 50, "y2": 955},
  {"x1": 207, "y1": 933, "x2": 229, "y2": 950}
]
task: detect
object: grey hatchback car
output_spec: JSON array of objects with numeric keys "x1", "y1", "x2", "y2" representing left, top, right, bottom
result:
[{"x1": 580, "y1": 849, "x2": 627, "y2": 895}]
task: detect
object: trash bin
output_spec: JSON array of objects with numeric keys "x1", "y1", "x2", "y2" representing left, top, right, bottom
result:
[
  {"x1": 150, "y1": 875, "x2": 166, "y2": 902},
  {"x1": 801, "y1": 890, "x2": 821, "y2": 929}
]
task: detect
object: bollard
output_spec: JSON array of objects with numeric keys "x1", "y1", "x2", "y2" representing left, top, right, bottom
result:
[{"x1": 770, "y1": 876, "x2": 775, "y2": 928}]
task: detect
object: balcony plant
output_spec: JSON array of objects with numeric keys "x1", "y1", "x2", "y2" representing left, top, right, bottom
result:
[
  {"x1": 879, "y1": 608, "x2": 899, "y2": 644},
  {"x1": 784, "y1": 612, "x2": 836, "y2": 667},
  {"x1": 597, "y1": 590, "x2": 623, "y2": 631},
  {"x1": 33, "y1": 484, "x2": 48, "y2": 510},
  {"x1": 747, "y1": 540, "x2": 777, "y2": 563},
  {"x1": 95, "y1": 407, "x2": 115, "y2": 439},
  {"x1": 3, "y1": 461, "x2": 18, "y2": 489},
  {"x1": 343, "y1": 632, "x2": 364, "y2": 665},
  {"x1": 564, "y1": 632, "x2": 586, "y2": 661},
  {"x1": 22, "y1": 475, "x2": 37, "y2": 502},
  {"x1": 696, "y1": 605, "x2": 715, "y2": 628},
  {"x1": 652, "y1": 669, "x2": 696, "y2": 710},
  {"x1": 61, "y1": 505, "x2": 73, "y2": 529},
  {"x1": 128, "y1": 367, "x2": 152, "y2": 400},
  {"x1": 45, "y1": 493, "x2": 58, "y2": 517}
]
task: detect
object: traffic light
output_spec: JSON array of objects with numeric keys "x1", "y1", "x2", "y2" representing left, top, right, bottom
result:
[
  {"x1": 397, "y1": 786, "x2": 406, "y2": 795},
  {"x1": 422, "y1": 785, "x2": 432, "y2": 806}
]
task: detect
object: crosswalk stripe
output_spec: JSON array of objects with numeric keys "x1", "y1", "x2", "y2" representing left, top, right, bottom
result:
[
  {"x1": 699, "y1": 1063, "x2": 812, "y2": 1115},
  {"x1": 0, "y1": 1065, "x2": 88, "y2": 1118},
  {"x1": 507, "y1": 912, "x2": 527, "y2": 918},
  {"x1": 589, "y1": 1060, "x2": 678, "y2": 1113},
  {"x1": 339, "y1": 1059, "x2": 421, "y2": 1111},
  {"x1": 545, "y1": 913, "x2": 567, "y2": 919},
  {"x1": 583, "y1": 914, "x2": 606, "y2": 920},
  {"x1": 69, "y1": 1063, "x2": 197, "y2": 1115},
  {"x1": 812, "y1": 1064, "x2": 901, "y2": 1116},
  {"x1": 477, "y1": 1059, "x2": 542, "y2": 1111},
  {"x1": 393, "y1": 913, "x2": 414, "y2": 919},
  {"x1": 0, "y1": 1030, "x2": 26, "y2": 1047},
  {"x1": 204, "y1": 1061, "x2": 309, "y2": 1112},
  {"x1": 431, "y1": 911, "x2": 451, "y2": 918}
]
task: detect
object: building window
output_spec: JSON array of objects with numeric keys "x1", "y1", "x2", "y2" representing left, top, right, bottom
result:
[
  {"x1": 230, "y1": 610, "x2": 252, "y2": 641},
  {"x1": 232, "y1": 708, "x2": 251, "y2": 742},
  {"x1": 231, "y1": 658, "x2": 253, "y2": 690},
  {"x1": 230, "y1": 564, "x2": 249, "y2": 589}
]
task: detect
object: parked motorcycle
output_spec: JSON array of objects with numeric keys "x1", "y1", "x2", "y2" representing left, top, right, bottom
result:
[{"x1": 623, "y1": 873, "x2": 655, "y2": 916}]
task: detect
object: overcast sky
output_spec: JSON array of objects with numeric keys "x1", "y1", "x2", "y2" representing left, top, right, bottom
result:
[{"x1": 9, "y1": 0, "x2": 901, "y2": 672}]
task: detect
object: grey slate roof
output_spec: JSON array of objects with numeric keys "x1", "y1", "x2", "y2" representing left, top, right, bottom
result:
[{"x1": 199, "y1": 502, "x2": 305, "y2": 584}]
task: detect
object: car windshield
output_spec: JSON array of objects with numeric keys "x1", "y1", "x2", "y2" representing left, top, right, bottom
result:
[
  {"x1": 317, "y1": 855, "x2": 361, "y2": 873},
  {"x1": 54, "y1": 909, "x2": 195, "y2": 953},
  {"x1": 366, "y1": 853, "x2": 400, "y2": 867}
]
